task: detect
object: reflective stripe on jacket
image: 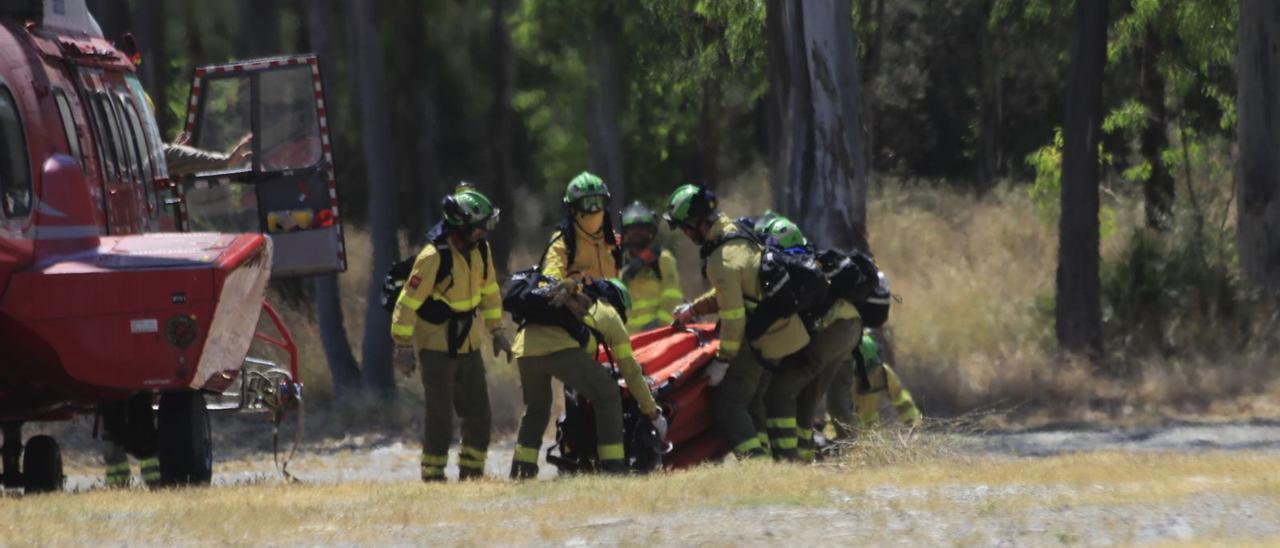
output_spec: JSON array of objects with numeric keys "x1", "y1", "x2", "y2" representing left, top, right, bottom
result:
[
  {"x1": 690, "y1": 215, "x2": 809, "y2": 361},
  {"x1": 623, "y1": 249, "x2": 684, "y2": 331},
  {"x1": 390, "y1": 240, "x2": 501, "y2": 352},
  {"x1": 513, "y1": 301, "x2": 659, "y2": 416}
]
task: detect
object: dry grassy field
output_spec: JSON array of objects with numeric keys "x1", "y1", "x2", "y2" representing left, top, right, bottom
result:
[{"x1": 6, "y1": 445, "x2": 1280, "y2": 546}]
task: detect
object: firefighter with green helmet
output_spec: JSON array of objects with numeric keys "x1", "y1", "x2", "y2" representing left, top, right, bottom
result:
[
  {"x1": 390, "y1": 184, "x2": 510, "y2": 482},
  {"x1": 510, "y1": 278, "x2": 666, "y2": 478},
  {"x1": 541, "y1": 172, "x2": 622, "y2": 282},
  {"x1": 754, "y1": 216, "x2": 864, "y2": 461},
  {"x1": 843, "y1": 329, "x2": 922, "y2": 431},
  {"x1": 663, "y1": 184, "x2": 810, "y2": 459},
  {"x1": 618, "y1": 201, "x2": 684, "y2": 331}
]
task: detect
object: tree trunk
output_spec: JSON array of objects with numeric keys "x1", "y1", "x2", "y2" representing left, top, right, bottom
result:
[
  {"x1": 859, "y1": 0, "x2": 885, "y2": 176},
  {"x1": 1237, "y1": 0, "x2": 1280, "y2": 293},
  {"x1": 488, "y1": 0, "x2": 518, "y2": 272},
  {"x1": 387, "y1": 0, "x2": 441, "y2": 249},
  {"x1": 133, "y1": 0, "x2": 171, "y2": 134},
  {"x1": 586, "y1": 5, "x2": 627, "y2": 212},
  {"x1": 1139, "y1": 27, "x2": 1174, "y2": 231},
  {"x1": 766, "y1": 0, "x2": 870, "y2": 253},
  {"x1": 313, "y1": 274, "x2": 362, "y2": 400},
  {"x1": 239, "y1": 0, "x2": 283, "y2": 57},
  {"x1": 87, "y1": 0, "x2": 130, "y2": 40},
  {"x1": 348, "y1": 0, "x2": 400, "y2": 396},
  {"x1": 306, "y1": 0, "x2": 363, "y2": 401},
  {"x1": 1056, "y1": 0, "x2": 1108, "y2": 361},
  {"x1": 976, "y1": 0, "x2": 1000, "y2": 193}
]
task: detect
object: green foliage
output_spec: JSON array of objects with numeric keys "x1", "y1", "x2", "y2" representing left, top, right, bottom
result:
[
  {"x1": 1102, "y1": 99, "x2": 1150, "y2": 137},
  {"x1": 1026, "y1": 128, "x2": 1064, "y2": 221},
  {"x1": 1100, "y1": 220, "x2": 1243, "y2": 362}
]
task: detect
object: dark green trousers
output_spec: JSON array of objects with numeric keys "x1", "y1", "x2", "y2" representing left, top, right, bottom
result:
[
  {"x1": 419, "y1": 350, "x2": 491, "y2": 481},
  {"x1": 826, "y1": 358, "x2": 858, "y2": 440},
  {"x1": 767, "y1": 319, "x2": 861, "y2": 458},
  {"x1": 715, "y1": 349, "x2": 770, "y2": 457},
  {"x1": 514, "y1": 349, "x2": 625, "y2": 469}
]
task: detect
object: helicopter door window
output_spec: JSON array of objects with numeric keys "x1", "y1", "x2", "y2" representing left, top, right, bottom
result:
[
  {"x1": 0, "y1": 85, "x2": 31, "y2": 217},
  {"x1": 193, "y1": 75, "x2": 252, "y2": 174},
  {"x1": 53, "y1": 90, "x2": 83, "y2": 167},
  {"x1": 257, "y1": 66, "x2": 322, "y2": 172}
]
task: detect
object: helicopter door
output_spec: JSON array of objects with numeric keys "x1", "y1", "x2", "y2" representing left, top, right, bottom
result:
[{"x1": 178, "y1": 55, "x2": 346, "y2": 277}]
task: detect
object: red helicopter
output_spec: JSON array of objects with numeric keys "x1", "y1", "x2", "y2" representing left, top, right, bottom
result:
[{"x1": 0, "y1": 0, "x2": 346, "y2": 492}]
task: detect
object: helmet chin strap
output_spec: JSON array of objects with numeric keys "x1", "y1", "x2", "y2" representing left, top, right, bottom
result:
[{"x1": 448, "y1": 228, "x2": 477, "y2": 251}]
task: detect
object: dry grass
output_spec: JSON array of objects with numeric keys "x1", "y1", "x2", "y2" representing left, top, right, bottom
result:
[
  {"x1": 6, "y1": 449, "x2": 1279, "y2": 545},
  {"x1": 863, "y1": 181, "x2": 1280, "y2": 425}
]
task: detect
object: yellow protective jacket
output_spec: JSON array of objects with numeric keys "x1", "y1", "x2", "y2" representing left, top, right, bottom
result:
[
  {"x1": 513, "y1": 301, "x2": 659, "y2": 416},
  {"x1": 690, "y1": 215, "x2": 810, "y2": 362},
  {"x1": 390, "y1": 239, "x2": 502, "y2": 353},
  {"x1": 812, "y1": 298, "x2": 861, "y2": 333},
  {"x1": 621, "y1": 247, "x2": 684, "y2": 331},
  {"x1": 540, "y1": 224, "x2": 620, "y2": 282}
]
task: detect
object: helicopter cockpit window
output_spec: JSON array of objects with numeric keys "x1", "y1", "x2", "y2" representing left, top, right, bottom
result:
[
  {"x1": 257, "y1": 66, "x2": 322, "y2": 171},
  {"x1": 53, "y1": 90, "x2": 82, "y2": 166},
  {"x1": 119, "y1": 95, "x2": 158, "y2": 215},
  {"x1": 124, "y1": 74, "x2": 167, "y2": 180},
  {"x1": 193, "y1": 75, "x2": 251, "y2": 173},
  {"x1": 0, "y1": 85, "x2": 31, "y2": 218}
]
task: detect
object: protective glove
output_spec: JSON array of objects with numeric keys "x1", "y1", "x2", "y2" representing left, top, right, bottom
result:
[
  {"x1": 672, "y1": 303, "x2": 696, "y2": 325},
  {"x1": 650, "y1": 413, "x2": 669, "y2": 440},
  {"x1": 705, "y1": 358, "x2": 731, "y2": 386},
  {"x1": 394, "y1": 346, "x2": 417, "y2": 377},
  {"x1": 491, "y1": 329, "x2": 514, "y2": 362},
  {"x1": 563, "y1": 292, "x2": 593, "y2": 319}
]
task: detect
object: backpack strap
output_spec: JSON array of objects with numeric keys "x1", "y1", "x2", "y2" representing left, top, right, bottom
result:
[
  {"x1": 699, "y1": 222, "x2": 761, "y2": 278},
  {"x1": 651, "y1": 245, "x2": 663, "y2": 281},
  {"x1": 478, "y1": 239, "x2": 491, "y2": 281}
]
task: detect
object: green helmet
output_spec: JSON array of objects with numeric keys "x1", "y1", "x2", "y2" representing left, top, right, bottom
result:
[
  {"x1": 663, "y1": 184, "x2": 717, "y2": 229},
  {"x1": 620, "y1": 201, "x2": 658, "y2": 229},
  {"x1": 564, "y1": 172, "x2": 611, "y2": 212},
  {"x1": 756, "y1": 209, "x2": 782, "y2": 228},
  {"x1": 859, "y1": 330, "x2": 880, "y2": 365},
  {"x1": 442, "y1": 183, "x2": 500, "y2": 230},
  {"x1": 605, "y1": 277, "x2": 632, "y2": 311},
  {"x1": 760, "y1": 216, "x2": 808, "y2": 249}
]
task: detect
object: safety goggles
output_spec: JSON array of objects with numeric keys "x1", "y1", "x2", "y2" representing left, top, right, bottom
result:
[
  {"x1": 574, "y1": 195, "x2": 608, "y2": 213},
  {"x1": 473, "y1": 208, "x2": 500, "y2": 232},
  {"x1": 663, "y1": 213, "x2": 693, "y2": 231}
]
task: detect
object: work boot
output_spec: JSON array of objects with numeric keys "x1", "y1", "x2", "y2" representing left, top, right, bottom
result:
[
  {"x1": 772, "y1": 448, "x2": 801, "y2": 462},
  {"x1": 509, "y1": 461, "x2": 538, "y2": 480},
  {"x1": 894, "y1": 392, "x2": 923, "y2": 428},
  {"x1": 421, "y1": 453, "x2": 447, "y2": 482},
  {"x1": 139, "y1": 455, "x2": 161, "y2": 488},
  {"x1": 103, "y1": 443, "x2": 130, "y2": 488},
  {"x1": 599, "y1": 460, "x2": 628, "y2": 475},
  {"x1": 458, "y1": 466, "x2": 485, "y2": 481}
]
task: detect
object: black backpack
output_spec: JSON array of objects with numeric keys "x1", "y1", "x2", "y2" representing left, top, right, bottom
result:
[
  {"x1": 816, "y1": 249, "x2": 879, "y2": 303},
  {"x1": 380, "y1": 222, "x2": 490, "y2": 316},
  {"x1": 700, "y1": 224, "x2": 830, "y2": 340},
  {"x1": 816, "y1": 248, "x2": 891, "y2": 328},
  {"x1": 856, "y1": 273, "x2": 892, "y2": 328}
]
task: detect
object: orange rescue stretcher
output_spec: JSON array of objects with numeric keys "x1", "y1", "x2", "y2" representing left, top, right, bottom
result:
[{"x1": 547, "y1": 324, "x2": 730, "y2": 473}]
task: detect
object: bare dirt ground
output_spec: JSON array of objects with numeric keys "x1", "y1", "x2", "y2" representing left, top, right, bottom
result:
[{"x1": 9, "y1": 417, "x2": 1278, "y2": 546}]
